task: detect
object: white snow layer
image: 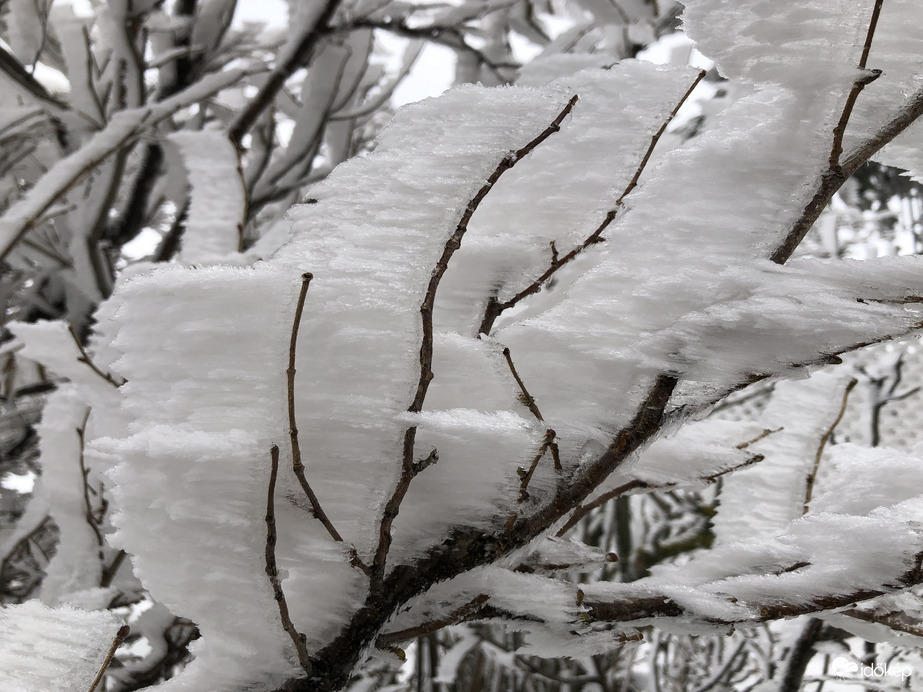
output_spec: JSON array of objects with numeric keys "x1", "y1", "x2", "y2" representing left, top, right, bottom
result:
[
  {"x1": 0, "y1": 601, "x2": 121, "y2": 692},
  {"x1": 169, "y1": 129, "x2": 247, "y2": 262},
  {"x1": 46, "y1": 2, "x2": 923, "y2": 683}
]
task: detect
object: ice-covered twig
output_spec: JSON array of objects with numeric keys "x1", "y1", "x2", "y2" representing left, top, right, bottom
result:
[
  {"x1": 376, "y1": 594, "x2": 489, "y2": 648},
  {"x1": 803, "y1": 378, "x2": 856, "y2": 514},
  {"x1": 371, "y1": 94, "x2": 579, "y2": 591},
  {"x1": 501, "y1": 344, "x2": 562, "y2": 489},
  {"x1": 772, "y1": 82, "x2": 923, "y2": 263},
  {"x1": 86, "y1": 624, "x2": 130, "y2": 692},
  {"x1": 478, "y1": 70, "x2": 706, "y2": 335},
  {"x1": 828, "y1": 0, "x2": 884, "y2": 170},
  {"x1": 76, "y1": 407, "x2": 104, "y2": 552},
  {"x1": 501, "y1": 346, "x2": 545, "y2": 421},
  {"x1": 841, "y1": 606, "x2": 923, "y2": 638},
  {"x1": 556, "y1": 451, "x2": 766, "y2": 537},
  {"x1": 582, "y1": 550, "x2": 923, "y2": 625},
  {"x1": 265, "y1": 445, "x2": 313, "y2": 675},
  {"x1": 347, "y1": 18, "x2": 518, "y2": 81},
  {"x1": 735, "y1": 427, "x2": 782, "y2": 449},
  {"x1": 67, "y1": 325, "x2": 125, "y2": 388},
  {"x1": 286, "y1": 273, "x2": 367, "y2": 573},
  {"x1": 517, "y1": 429, "x2": 560, "y2": 502}
]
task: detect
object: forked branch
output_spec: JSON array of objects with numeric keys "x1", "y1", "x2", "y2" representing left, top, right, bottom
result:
[
  {"x1": 478, "y1": 70, "x2": 706, "y2": 336},
  {"x1": 828, "y1": 0, "x2": 884, "y2": 169},
  {"x1": 370, "y1": 95, "x2": 579, "y2": 592},
  {"x1": 68, "y1": 325, "x2": 125, "y2": 388}
]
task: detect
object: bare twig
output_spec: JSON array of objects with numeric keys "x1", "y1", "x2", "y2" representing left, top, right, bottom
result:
[
  {"x1": 100, "y1": 549, "x2": 127, "y2": 588},
  {"x1": 556, "y1": 452, "x2": 765, "y2": 537},
  {"x1": 735, "y1": 427, "x2": 783, "y2": 450},
  {"x1": 478, "y1": 70, "x2": 706, "y2": 335},
  {"x1": 842, "y1": 607, "x2": 923, "y2": 638},
  {"x1": 76, "y1": 408, "x2": 104, "y2": 551},
  {"x1": 87, "y1": 625, "x2": 130, "y2": 692},
  {"x1": 265, "y1": 445, "x2": 313, "y2": 675},
  {"x1": 517, "y1": 429, "x2": 560, "y2": 501},
  {"x1": 828, "y1": 0, "x2": 884, "y2": 170},
  {"x1": 286, "y1": 273, "x2": 367, "y2": 573},
  {"x1": 803, "y1": 378, "x2": 857, "y2": 514},
  {"x1": 68, "y1": 325, "x2": 125, "y2": 387},
  {"x1": 502, "y1": 346, "x2": 545, "y2": 421},
  {"x1": 370, "y1": 95, "x2": 579, "y2": 592},
  {"x1": 376, "y1": 594, "x2": 489, "y2": 647},
  {"x1": 556, "y1": 479, "x2": 648, "y2": 537}
]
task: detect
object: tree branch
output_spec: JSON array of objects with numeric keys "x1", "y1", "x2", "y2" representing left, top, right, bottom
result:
[
  {"x1": 68, "y1": 324, "x2": 125, "y2": 387},
  {"x1": 286, "y1": 273, "x2": 367, "y2": 573},
  {"x1": 370, "y1": 95, "x2": 578, "y2": 593},
  {"x1": 265, "y1": 445, "x2": 313, "y2": 675},
  {"x1": 803, "y1": 378, "x2": 856, "y2": 514},
  {"x1": 478, "y1": 70, "x2": 706, "y2": 336},
  {"x1": 87, "y1": 625, "x2": 130, "y2": 692},
  {"x1": 828, "y1": 0, "x2": 884, "y2": 170},
  {"x1": 376, "y1": 594, "x2": 489, "y2": 647}
]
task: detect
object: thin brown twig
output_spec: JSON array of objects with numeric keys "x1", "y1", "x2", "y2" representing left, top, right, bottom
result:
[
  {"x1": 556, "y1": 452, "x2": 765, "y2": 537},
  {"x1": 265, "y1": 445, "x2": 313, "y2": 675},
  {"x1": 286, "y1": 273, "x2": 368, "y2": 573},
  {"x1": 735, "y1": 427, "x2": 783, "y2": 450},
  {"x1": 67, "y1": 325, "x2": 125, "y2": 387},
  {"x1": 478, "y1": 70, "x2": 706, "y2": 335},
  {"x1": 86, "y1": 625, "x2": 130, "y2": 692},
  {"x1": 501, "y1": 345, "x2": 562, "y2": 478},
  {"x1": 376, "y1": 594, "x2": 489, "y2": 647},
  {"x1": 370, "y1": 95, "x2": 579, "y2": 593},
  {"x1": 76, "y1": 407, "x2": 104, "y2": 550},
  {"x1": 842, "y1": 607, "x2": 923, "y2": 638},
  {"x1": 828, "y1": 0, "x2": 884, "y2": 170},
  {"x1": 516, "y1": 429, "x2": 559, "y2": 501},
  {"x1": 803, "y1": 378, "x2": 857, "y2": 514},
  {"x1": 502, "y1": 346, "x2": 544, "y2": 421}
]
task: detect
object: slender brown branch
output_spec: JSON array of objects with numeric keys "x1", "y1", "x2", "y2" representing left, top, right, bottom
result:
[
  {"x1": 803, "y1": 378, "x2": 857, "y2": 514},
  {"x1": 370, "y1": 95, "x2": 579, "y2": 593},
  {"x1": 286, "y1": 274, "x2": 367, "y2": 572},
  {"x1": 376, "y1": 594, "x2": 489, "y2": 647},
  {"x1": 502, "y1": 346, "x2": 544, "y2": 421},
  {"x1": 265, "y1": 445, "x2": 313, "y2": 675},
  {"x1": 556, "y1": 451, "x2": 765, "y2": 537},
  {"x1": 735, "y1": 427, "x2": 782, "y2": 450},
  {"x1": 68, "y1": 325, "x2": 125, "y2": 387},
  {"x1": 584, "y1": 548, "x2": 923, "y2": 626},
  {"x1": 478, "y1": 70, "x2": 706, "y2": 336},
  {"x1": 100, "y1": 549, "x2": 127, "y2": 588},
  {"x1": 87, "y1": 625, "x2": 130, "y2": 692},
  {"x1": 829, "y1": 0, "x2": 884, "y2": 170},
  {"x1": 517, "y1": 429, "x2": 559, "y2": 501},
  {"x1": 842, "y1": 607, "x2": 923, "y2": 638},
  {"x1": 76, "y1": 408, "x2": 104, "y2": 550},
  {"x1": 556, "y1": 480, "x2": 648, "y2": 537},
  {"x1": 229, "y1": 0, "x2": 343, "y2": 147}
]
